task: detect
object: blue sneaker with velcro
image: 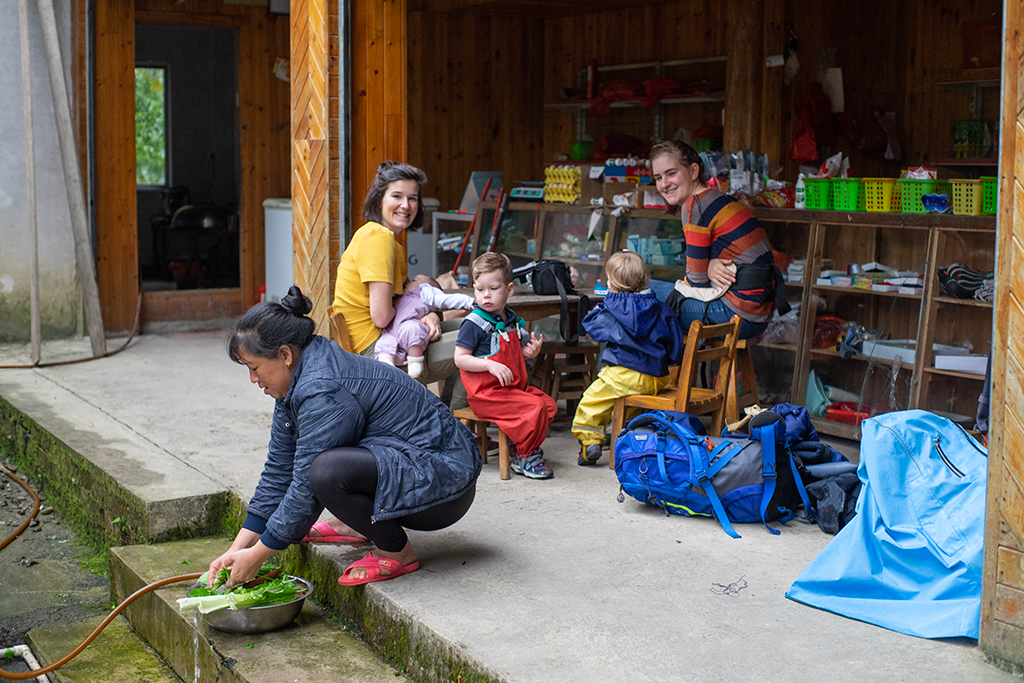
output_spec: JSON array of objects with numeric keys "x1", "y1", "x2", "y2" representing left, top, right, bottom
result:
[{"x1": 511, "y1": 449, "x2": 553, "y2": 479}]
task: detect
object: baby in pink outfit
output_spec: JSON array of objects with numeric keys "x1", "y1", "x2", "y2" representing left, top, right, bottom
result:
[{"x1": 375, "y1": 281, "x2": 474, "y2": 378}]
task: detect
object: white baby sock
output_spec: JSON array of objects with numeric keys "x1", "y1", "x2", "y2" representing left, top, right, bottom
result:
[{"x1": 407, "y1": 355, "x2": 425, "y2": 378}]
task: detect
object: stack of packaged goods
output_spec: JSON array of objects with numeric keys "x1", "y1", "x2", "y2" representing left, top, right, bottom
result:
[{"x1": 544, "y1": 164, "x2": 581, "y2": 203}]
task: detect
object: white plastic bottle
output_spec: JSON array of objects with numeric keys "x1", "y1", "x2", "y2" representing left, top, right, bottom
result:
[{"x1": 794, "y1": 174, "x2": 806, "y2": 210}]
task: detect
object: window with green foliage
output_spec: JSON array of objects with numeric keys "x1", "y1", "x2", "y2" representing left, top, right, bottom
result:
[{"x1": 135, "y1": 67, "x2": 167, "y2": 186}]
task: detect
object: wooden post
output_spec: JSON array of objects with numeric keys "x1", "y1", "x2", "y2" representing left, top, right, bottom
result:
[
  {"x1": 19, "y1": 0, "x2": 40, "y2": 364},
  {"x1": 37, "y1": 0, "x2": 106, "y2": 356}
]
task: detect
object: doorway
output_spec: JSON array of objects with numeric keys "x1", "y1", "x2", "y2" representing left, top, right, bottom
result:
[{"x1": 135, "y1": 23, "x2": 240, "y2": 294}]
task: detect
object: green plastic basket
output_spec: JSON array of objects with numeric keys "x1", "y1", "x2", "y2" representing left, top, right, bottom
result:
[
  {"x1": 981, "y1": 176, "x2": 998, "y2": 214},
  {"x1": 804, "y1": 178, "x2": 832, "y2": 210},
  {"x1": 898, "y1": 178, "x2": 952, "y2": 214},
  {"x1": 864, "y1": 178, "x2": 899, "y2": 212},
  {"x1": 832, "y1": 178, "x2": 865, "y2": 211}
]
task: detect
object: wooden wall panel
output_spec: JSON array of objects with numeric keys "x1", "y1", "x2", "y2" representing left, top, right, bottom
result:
[
  {"x1": 407, "y1": 11, "x2": 545, "y2": 211},
  {"x1": 292, "y1": 0, "x2": 331, "y2": 334},
  {"x1": 349, "y1": 0, "x2": 407, "y2": 233},
  {"x1": 981, "y1": 0, "x2": 1024, "y2": 667},
  {"x1": 93, "y1": 0, "x2": 137, "y2": 333}
]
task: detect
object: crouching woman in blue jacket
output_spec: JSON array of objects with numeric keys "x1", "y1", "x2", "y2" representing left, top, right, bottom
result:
[
  {"x1": 208, "y1": 286, "x2": 481, "y2": 587},
  {"x1": 571, "y1": 250, "x2": 686, "y2": 466}
]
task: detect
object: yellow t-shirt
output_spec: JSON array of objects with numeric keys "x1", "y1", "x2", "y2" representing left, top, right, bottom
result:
[{"x1": 332, "y1": 222, "x2": 408, "y2": 353}]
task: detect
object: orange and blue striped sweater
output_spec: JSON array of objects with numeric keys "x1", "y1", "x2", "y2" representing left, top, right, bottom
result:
[{"x1": 683, "y1": 189, "x2": 775, "y2": 323}]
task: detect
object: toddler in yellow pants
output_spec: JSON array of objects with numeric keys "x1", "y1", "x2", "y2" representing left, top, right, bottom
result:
[{"x1": 572, "y1": 251, "x2": 686, "y2": 465}]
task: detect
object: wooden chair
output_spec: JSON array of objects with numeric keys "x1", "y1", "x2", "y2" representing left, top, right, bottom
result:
[
  {"x1": 608, "y1": 315, "x2": 742, "y2": 468},
  {"x1": 725, "y1": 337, "x2": 760, "y2": 423},
  {"x1": 452, "y1": 407, "x2": 512, "y2": 480},
  {"x1": 529, "y1": 341, "x2": 600, "y2": 415},
  {"x1": 328, "y1": 305, "x2": 354, "y2": 353}
]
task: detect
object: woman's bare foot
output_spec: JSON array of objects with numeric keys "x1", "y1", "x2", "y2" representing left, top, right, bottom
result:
[
  {"x1": 345, "y1": 541, "x2": 418, "y2": 581},
  {"x1": 307, "y1": 517, "x2": 367, "y2": 541}
]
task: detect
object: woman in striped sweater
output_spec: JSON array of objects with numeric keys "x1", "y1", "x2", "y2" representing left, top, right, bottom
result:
[{"x1": 651, "y1": 140, "x2": 780, "y2": 339}]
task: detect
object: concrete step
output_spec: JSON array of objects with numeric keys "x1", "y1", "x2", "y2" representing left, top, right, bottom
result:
[
  {"x1": 28, "y1": 614, "x2": 182, "y2": 683},
  {"x1": 0, "y1": 371, "x2": 237, "y2": 551},
  {"x1": 108, "y1": 539, "x2": 403, "y2": 683}
]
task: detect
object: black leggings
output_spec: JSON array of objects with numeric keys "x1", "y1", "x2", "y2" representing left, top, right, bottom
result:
[{"x1": 309, "y1": 447, "x2": 476, "y2": 553}]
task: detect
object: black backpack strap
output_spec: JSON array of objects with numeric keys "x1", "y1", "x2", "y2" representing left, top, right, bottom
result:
[{"x1": 554, "y1": 275, "x2": 579, "y2": 343}]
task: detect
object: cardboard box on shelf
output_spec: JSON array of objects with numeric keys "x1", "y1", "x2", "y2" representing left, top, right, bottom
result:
[{"x1": 934, "y1": 354, "x2": 989, "y2": 375}]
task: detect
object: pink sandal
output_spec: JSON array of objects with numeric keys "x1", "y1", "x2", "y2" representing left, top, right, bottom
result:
[
  {"x1": 338, "y1": 552, "x2": 420, "y2": 586},
  {"x1": 301, "y1": 520, "x2": 368, "y2": 545}
]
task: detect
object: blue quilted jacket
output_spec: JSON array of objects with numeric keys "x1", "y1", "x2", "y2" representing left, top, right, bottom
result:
[
  {"x1": 243, "y1": 336, "x2": 481, "y2": 550},
  {"x1": 582, "y1": 290, "x2": 686, "y2": 377}
]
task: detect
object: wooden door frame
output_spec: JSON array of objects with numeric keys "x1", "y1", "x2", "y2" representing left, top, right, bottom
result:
[
  {"x1": 979, "y1": 0, "x2": 1024, "y2": 665},
  {"x1": 94, "y1": 8, "x2": 267, "y2": 329}
]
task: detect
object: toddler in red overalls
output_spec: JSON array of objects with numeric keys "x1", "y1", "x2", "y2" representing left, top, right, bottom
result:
[{"x1": 454, "y1": 253, "x2": 556, "y2": 479}]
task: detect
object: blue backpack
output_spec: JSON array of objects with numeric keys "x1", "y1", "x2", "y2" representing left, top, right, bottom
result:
[{"x1": 614, "y1": 410, "x2": 810, "y2": 538}]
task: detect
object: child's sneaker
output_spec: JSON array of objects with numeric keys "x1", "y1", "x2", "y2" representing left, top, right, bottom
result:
[
  {"x1": 511, "y1": 450, "x2": 553, "y2": 479},
  {"x1": 578, "y1": 444, "x2": 603, "y2": 466}
]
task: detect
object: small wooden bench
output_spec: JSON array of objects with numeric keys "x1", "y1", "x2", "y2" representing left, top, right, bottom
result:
[{"x1": 452, "y1": 407, "x2": 512, "y2": 480}]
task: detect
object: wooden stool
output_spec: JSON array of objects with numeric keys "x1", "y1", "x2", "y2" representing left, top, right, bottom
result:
[
  {"x1": 529, "y1": 341, "x2": 600, "y2": 415},
  {"x1": 452, "y1": 407, "x2": 512, "y2": 480},
  {"x1": 724, "y1": 337, "x2": 760, "y2": 422}
]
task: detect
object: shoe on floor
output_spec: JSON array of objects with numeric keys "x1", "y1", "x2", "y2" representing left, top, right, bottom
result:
[
  {"x1": 511, "y1": 450, "x2": 553, "y2": 479},
  {"x1": 301, "y1": 520, "x2": 368, "y2": 545},
  {"x1": 338, "y1": 552, "x2": 420, "y2": 586},
  {"x1": 578, "y1": 444, "x2": 603, "y2": 466}
]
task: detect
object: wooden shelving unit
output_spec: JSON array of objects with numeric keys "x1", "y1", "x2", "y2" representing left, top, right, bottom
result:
[{"x1": 754, "y1": 207, "x2": 996, "y2": 439}]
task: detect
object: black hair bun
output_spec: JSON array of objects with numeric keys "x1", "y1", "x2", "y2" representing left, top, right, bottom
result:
[{"x1": 281, "y1": 286, "x2": 313, "y2": 316}]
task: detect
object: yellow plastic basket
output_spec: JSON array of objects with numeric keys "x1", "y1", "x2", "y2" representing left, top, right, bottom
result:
[
  {"x1": 950, "y1": 179, "x2": 983, "y2": 216},
  {"x1": 864, "y1": 178, "x2": 899, "y2": 212}
]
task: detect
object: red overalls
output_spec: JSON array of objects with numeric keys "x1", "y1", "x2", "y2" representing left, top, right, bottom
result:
[{"x1": 460, "y1": 311, "x2": 557, "y2": 457}]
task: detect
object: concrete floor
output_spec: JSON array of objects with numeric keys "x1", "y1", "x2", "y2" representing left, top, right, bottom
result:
[{"x1": 0, "y1": 331, "x2": 1018, "y2": 682}]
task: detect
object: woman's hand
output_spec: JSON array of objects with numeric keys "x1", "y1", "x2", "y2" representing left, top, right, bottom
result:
[
  {"x1": 708, "y1": 258, "x2": 736, "y2": 289},
  {"x1": 523, "y1": 332, "x2": 544, "y2": 359},
  {"x1": 207, "y1": 542, "x2": 276, "y2": 588},
  {"x1": 420, "y1": 312, "x2": 442, "y2": 341},
  {"x1": 487, "y1": 360, "x2": 515, "y2": 386}
]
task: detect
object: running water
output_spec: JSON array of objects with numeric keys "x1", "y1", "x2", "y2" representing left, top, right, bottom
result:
[{"x1": 192, "y1": 610, "x2": 201, "y2": 683}]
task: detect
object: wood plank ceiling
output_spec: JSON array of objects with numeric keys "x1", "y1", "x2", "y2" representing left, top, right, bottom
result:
[{"x1": 409, "y1": 0, "x2": 680, "y2": 15}]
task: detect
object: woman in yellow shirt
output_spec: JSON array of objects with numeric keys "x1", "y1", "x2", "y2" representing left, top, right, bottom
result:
[{"x1": 331, "y1": 161, "x2": 462, "y2": 393}]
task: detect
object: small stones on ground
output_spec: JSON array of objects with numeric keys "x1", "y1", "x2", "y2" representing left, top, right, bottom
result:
[
  {"x1": 29, "y1": 518, "x2": 39, "y2": 527},
  {"x1": 40, "y1": 506, "x2": 53, "y2": 515},
  {"x1": 17, "y1": 557, "x2": 37, "y2": 567}
]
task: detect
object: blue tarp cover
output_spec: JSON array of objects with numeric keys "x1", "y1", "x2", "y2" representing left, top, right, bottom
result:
[{"x1": 787, "y1": 410, "x2": 987, "y2": 639}]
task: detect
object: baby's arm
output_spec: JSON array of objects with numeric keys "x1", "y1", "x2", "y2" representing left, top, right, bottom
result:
[
  {"x1": 455, "y1": 346, "x2": 514, "y2": 387},
  {"x1": 419, "y1": 283, "x2": 474, "y2": 312}
]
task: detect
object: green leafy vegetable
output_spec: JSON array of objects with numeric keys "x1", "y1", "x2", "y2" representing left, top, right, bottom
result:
[{"x1": 177, "y1": 568, "x2": 303, "y2": 615}]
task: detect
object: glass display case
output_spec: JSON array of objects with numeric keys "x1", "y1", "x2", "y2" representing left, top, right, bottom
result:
[{"x1": 538, "y1": 206, "x2": 611, "y2": 290}]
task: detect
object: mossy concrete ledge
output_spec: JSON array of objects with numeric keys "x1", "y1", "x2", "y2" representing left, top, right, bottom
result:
[
  {"x1": 108, "y1": 540, "x2": 402, "y2": 683},
  {"x1": 0, "y1": 379, "x2": 233, "y2": 554},
  {"x1": 281, "y1": 543, "x2": 502, "y2": 683},
  {"x1": 28, "y1": 614, "x2": 180, "y2": 682}
]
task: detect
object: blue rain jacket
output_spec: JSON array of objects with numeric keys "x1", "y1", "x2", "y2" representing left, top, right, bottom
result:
[
  {"x1": 787, "y1": 410, "x2": 988, "y2": 639},
  {"x1": 244, "y1": 336, "x2": 481, "y2": 550},
  {"x1": 582, "y1": 290, "x2": 686, "y2": 377}
]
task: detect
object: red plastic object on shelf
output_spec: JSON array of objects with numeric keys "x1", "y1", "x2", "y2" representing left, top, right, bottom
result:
[{"x1": 825, "y1": 402, "x2": 873, "y2": 425}]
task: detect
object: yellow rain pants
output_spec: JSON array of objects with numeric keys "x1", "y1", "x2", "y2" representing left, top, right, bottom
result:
[{"x1": 571, "y1": 365, "x2": 669, "y2": 446}]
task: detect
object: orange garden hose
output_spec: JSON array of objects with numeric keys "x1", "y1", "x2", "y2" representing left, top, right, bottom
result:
[{"x1": 0, "y1": 466, "x2": 202, "y2": 680}]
